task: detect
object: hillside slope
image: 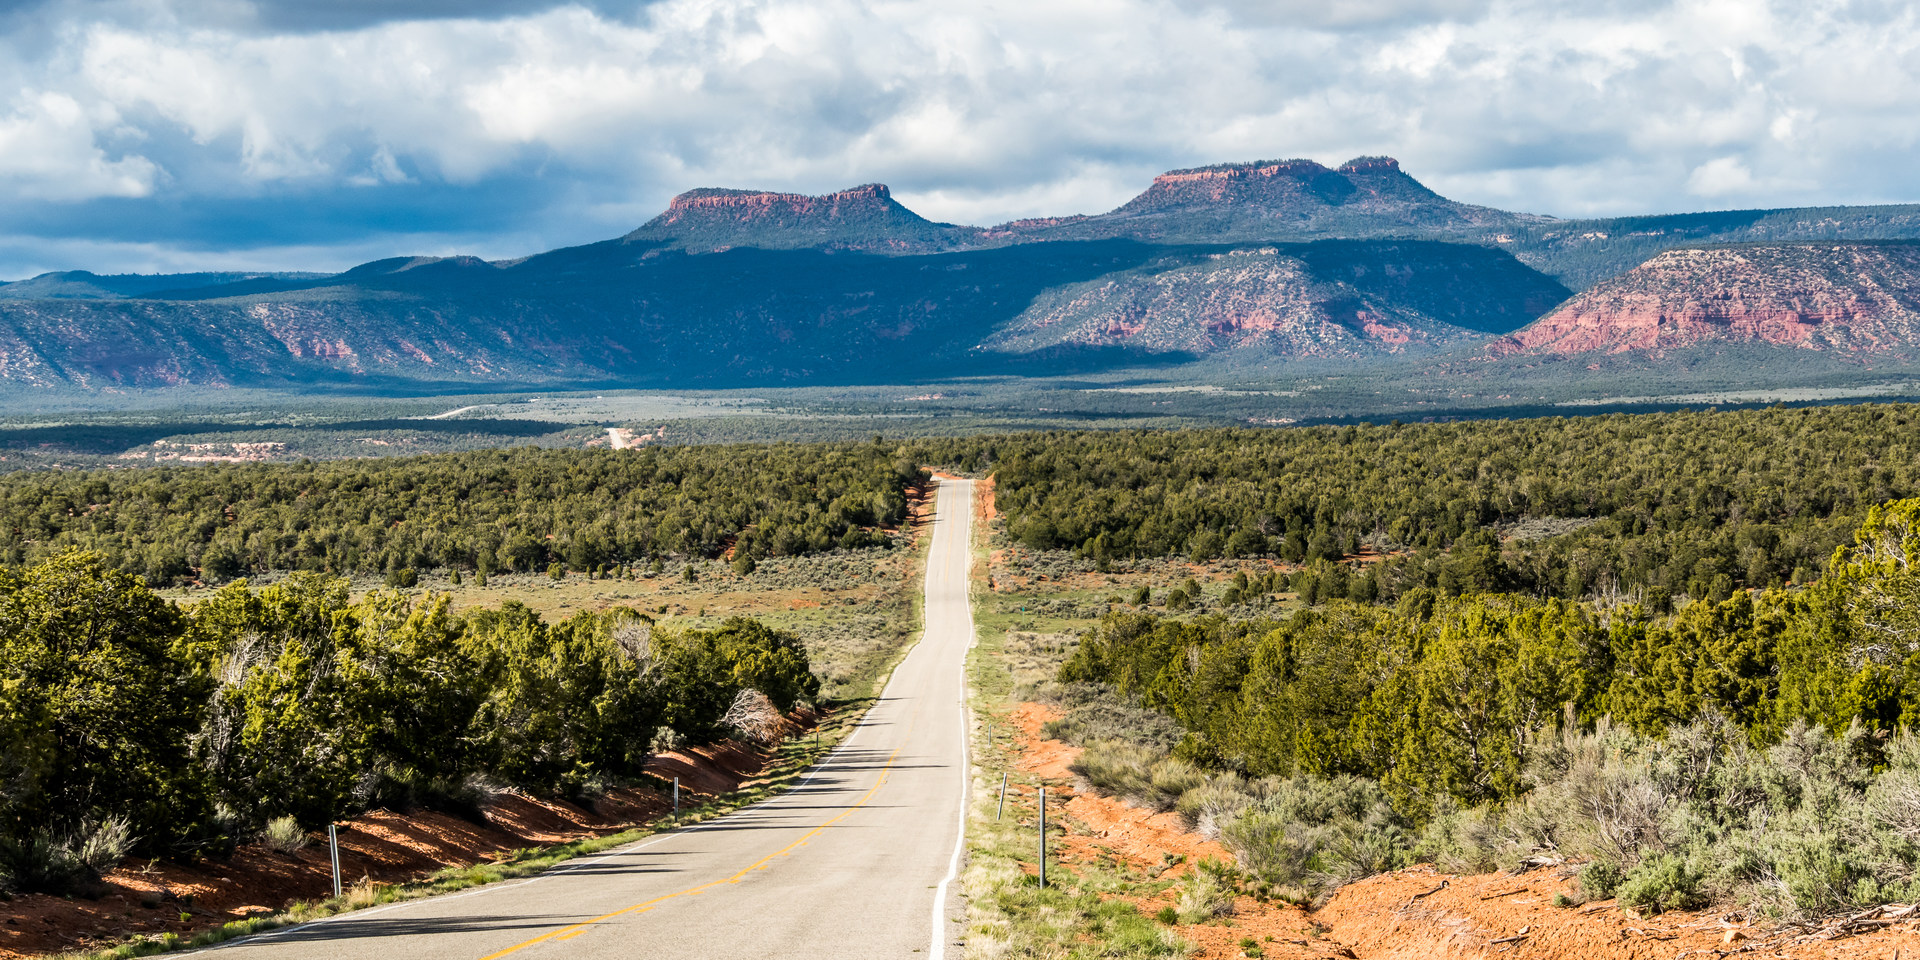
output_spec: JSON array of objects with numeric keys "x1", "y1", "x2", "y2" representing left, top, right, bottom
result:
[
  {"x1": 983, "y1": 241, "x2": 1569, "y2": 360},
  {"x1": 1501, "y1": 206, "x2": 1920, "y2": 290},
  {"x1": 1491, "y1": 242, "x2": 1920, "y2": 361}
]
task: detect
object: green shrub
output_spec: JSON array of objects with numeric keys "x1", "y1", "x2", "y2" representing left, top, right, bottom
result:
[
  {"x1": 1220, "y1": 775, "x2": 1413, "y2": 897},
  {"x1": 1149, "y1": 758, "x2": 1206, "y2": 808},
  {"x1": 1039, "y1": 683, "x2": 1183, "y2": 751},
  {"x1": 385, "y1": 568, "x2": 418, "y2": 588},
  {"x1": 1578, "y1": 860, "x2": 1624, "y2": 900},
  {"x1": 0, "y1": 831, "x2": 87, "y2": 894},
  {"x1": 0, "y1": 554, "x2": 205, "y2": 851},
  {"x1": 0, "y1": 818, "x2": 128, "y2": 895},
  {"x1": 1071, "y1": 740, "x2": 1158, "y2": 803},
  {"x1": 1618, "y1": 855, "x2": 1707, "y2": 914},
  {"x1": 1176, "y1": 772, "x2": 1255, "y2": 838},
  {"x1": 76, "y1": 817, "x2": 133, "y2": 875},
  {"x1": 1175, "y1": 858, "x2": 1237, "y2": 923},
  {"x1": 261, "y1": 816, "x2": 307, "y2": 855},
  {"x1": 1774, "y1": 839, "x2": 1858, "y2": 919}
]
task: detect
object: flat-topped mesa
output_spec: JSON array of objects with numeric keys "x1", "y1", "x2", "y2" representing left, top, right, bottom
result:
[
  {"x1": 1149, "y1": 158, "x2": 1337, "y2": 186},
  {"x1": 1110, "y1": 155, "x2": 1451, "y2": 221},
  {"x1": 1337, "y1": 156, "x2": 1402, "y2": 175},
  {"x1": 657, "y1": 183, "x2": 896, "y2": 221},
  {"x1": 629, "y1": 182, "x2": 976, "y2": 253}
]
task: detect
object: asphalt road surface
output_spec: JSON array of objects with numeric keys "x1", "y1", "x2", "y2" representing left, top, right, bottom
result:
[{"x1": 208, "y1": 478, "x2": 976, "y2": 960}]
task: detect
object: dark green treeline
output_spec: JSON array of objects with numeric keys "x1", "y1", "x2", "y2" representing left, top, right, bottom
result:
[
  {"x1": 4, "y1": 405, "x2": 1917, "y2": 601},
  {"x1": 0, "y1": 443, "x2": 925, "y2": 583},
  {"x1": 914, "y1": 404, "x2": 1920, "y2": 605}
]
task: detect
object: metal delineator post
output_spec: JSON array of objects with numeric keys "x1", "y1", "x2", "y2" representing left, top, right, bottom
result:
[
  {"x1": 1038, "y1": 787, "x2": 1047, "y2": 890},
  {"x1": 327, "y1": 825, "x2": 343, "y2": 899},
  {"x1": 997, "y1": 772, "x2": 1008, "y2": 821}
]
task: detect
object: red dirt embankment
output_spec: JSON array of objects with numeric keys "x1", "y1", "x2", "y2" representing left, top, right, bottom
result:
[
  {"x1": 0, "y1": 738, "x2": 782, "y2": 959},
  {"x1": 1005, "y1": 703, "x2": 1920, "y2": 960}
]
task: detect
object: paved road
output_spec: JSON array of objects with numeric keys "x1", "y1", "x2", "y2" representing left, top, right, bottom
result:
[{"x1": 211, "y1": 478, "x2": 976, "y2": 960}]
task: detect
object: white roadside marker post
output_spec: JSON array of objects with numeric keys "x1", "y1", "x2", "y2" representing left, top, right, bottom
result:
[
  {"x1": 673, "y1": 777, "x2": 680, "y2": 814},
  {"x1": 327, "y1": 825, "x2": 342, "y2": 899},
  {"x1": 997, "y1": 772, "x2": 1008, "y2": 821},
  {"x1": 1038, "y1": 787, "x2": 1047, "y2": 890}
]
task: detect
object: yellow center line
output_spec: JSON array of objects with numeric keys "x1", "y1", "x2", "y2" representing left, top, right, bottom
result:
[{"x1": 477, "y1": 708, "x2": 921, "y2": 960}]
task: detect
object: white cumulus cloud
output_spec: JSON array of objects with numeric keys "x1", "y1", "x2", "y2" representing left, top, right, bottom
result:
[
  {"x1": 0, "y1": 0, "x2": 1912, "y2": 273},
  {"x1": 0, "y1": 89, "x2": 158, "y2": 199}
]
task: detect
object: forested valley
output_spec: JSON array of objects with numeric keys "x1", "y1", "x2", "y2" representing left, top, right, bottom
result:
[
  {"x1": 5, "y1": 405, "x2": 1915, "y2": 605},
  {"x1": 10, "y1": 403, "x2": 1920, "y2": 919}
]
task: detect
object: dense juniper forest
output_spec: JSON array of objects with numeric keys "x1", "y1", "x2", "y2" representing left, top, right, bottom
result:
[
  {"x1": 0, "y1": 442, "x2": 923, "y2": 582},
  {"x1": 6, "y1": 404, "x2": 1920, "y2": 917}
]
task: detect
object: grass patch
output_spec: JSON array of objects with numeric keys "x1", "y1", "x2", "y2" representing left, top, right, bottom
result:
[{"x1": 965, "y1": 595, "x2": 1189, "y2": 958}]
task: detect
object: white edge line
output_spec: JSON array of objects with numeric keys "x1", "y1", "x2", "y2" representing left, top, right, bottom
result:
[{"x1": 930, "y1": 480, "x2": 973, "y2": 960}]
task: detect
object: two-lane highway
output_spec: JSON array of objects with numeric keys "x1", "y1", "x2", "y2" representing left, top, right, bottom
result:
[{"x1": 209, "y1": 478, "x2": 976, "y2": 960}]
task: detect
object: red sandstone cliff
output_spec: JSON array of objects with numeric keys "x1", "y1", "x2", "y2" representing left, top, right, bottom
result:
[{"x1": 1491, "y1": 243, "x2": 1920, "y2": 360}]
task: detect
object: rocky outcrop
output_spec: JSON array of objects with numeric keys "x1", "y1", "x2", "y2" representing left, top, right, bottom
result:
[{"x1": 1491, "y1": 243, "x2": 1920, "y2": 360}]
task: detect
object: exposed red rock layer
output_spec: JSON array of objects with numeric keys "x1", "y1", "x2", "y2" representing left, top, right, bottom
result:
[
  {"x1": 983, "y1": 248, "x2": 1433, "y2": 358},
  {"x1": 1150, "y1": 158, "x2": 1339, "y2": 187},
  {"x1": 982, "y1": 243, "x2": 1563, "y2": 359},
  {"x1": 1493, "y1": 243, "x2": 1920, "y2": 359},
  {"x1": 627, "y1": 182, "x2": 977, "y2": 253},
  {"x1": 655, "y1": 183, "x2": 895, "y2": 223}
]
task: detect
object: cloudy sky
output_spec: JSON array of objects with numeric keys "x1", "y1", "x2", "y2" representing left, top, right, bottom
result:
[{"x1": 0, "y1": 0, "x2": 1914, "y2": 278}]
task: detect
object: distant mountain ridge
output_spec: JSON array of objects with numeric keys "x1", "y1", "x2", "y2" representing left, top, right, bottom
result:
[
  {"x1": 0, "y1": 270, "x2": 327, "y2": 300},
  {"x1": 5, "y1": 156, "x2": 1920, "y2": 392}
]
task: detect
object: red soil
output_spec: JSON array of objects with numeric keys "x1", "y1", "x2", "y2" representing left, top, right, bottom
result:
[
  {"x1": 1004, "y1": 702, "x2": 1920, "y2": 960},
  {"x1": 1, "y1": 738, "x2": 782, "y2": 959}
]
